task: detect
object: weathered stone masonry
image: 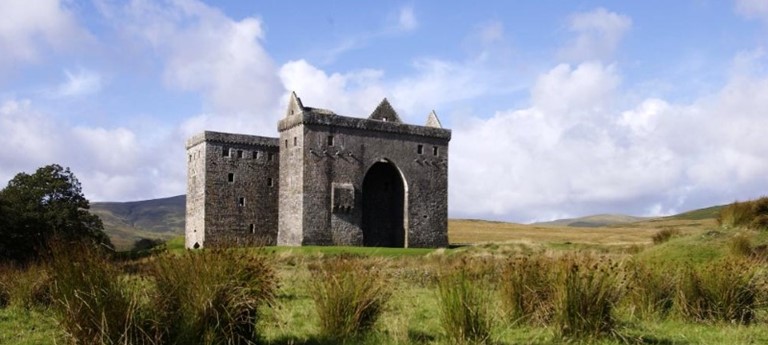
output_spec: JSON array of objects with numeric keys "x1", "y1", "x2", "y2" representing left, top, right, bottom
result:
[{"x1": 185, "y1": 92, "x2": 451, "y2": 248}]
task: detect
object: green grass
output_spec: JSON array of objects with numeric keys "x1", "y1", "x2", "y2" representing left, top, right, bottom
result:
[
  {"x1": 267, "y1": 245, "x2": 435, "y2": 257},
  {"x1": 0, "y1": 307, "x2": 64, "y2": 344}
]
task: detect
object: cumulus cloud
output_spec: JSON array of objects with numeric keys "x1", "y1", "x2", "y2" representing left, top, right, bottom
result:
[
  {"x1": 0, "y1": 0, "x2": 85, "y2": 72},
  {"x1": 559, "y1": 8, "x2": 632, "y2": 62},
  {"x1": 735, "y1": 0, "x2": 768, "y2": 21},
  {"x1": 0, "y1": 98, "x2": 182, "y2": 201}
]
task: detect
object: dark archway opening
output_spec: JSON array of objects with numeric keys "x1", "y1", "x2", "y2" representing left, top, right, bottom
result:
[{"x1": 362, "y1": 161, "x2": 405, "y2": 247}]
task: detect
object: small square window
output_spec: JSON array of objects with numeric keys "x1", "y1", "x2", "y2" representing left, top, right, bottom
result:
[
  {"x1": 238, "y1": 197, "x2": 245, "y2": 207},
  {"x1": 267, "y1": 152, "x2": 274, "y2": 161},
  {"x1": 237, "y1": 150, "x2": 243, "y2": 158},
  {"x1": 253, "y1": 151, "x2": 259, "y2": 159},
  {"x1": 228, "y1": 173, "x2": 234, "y2": 183},
  {"x1": 433, "y1": 146, "x2": 438, "y2": 156},
  {"x1": 267, "y1": 177, "x2": 274, "y2": 187},
  {"x1": 327, "y1": 135, "x2": 334, "y2": 146},
  {"x1": 223, "y1": 147, "x2": 230, "y2": 157},
  {"x1": 293, "y1": 137, "x2": 297, "y2": 146},
  {"x1": 417, "y1": 144, "x2": 424, "y2": 155}
]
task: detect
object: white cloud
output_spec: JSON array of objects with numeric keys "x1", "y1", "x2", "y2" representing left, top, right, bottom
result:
[
  {"x1": 53, "y1": 69, "x2": 103, "y2": 97},
  {"x1": 0, "y1": 0, "x2": 84, "y2": 71},
  {"x1": 397, "y1": 6, "x2": 418, "y2": 31},
  {"x1": 559, "y1": 8, "x2": 632, "y2": 62}
]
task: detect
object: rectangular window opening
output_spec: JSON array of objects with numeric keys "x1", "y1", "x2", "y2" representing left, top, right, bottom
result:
[
  {"x1": 223, "y1": 147, "x2": 230, "y2": 157},
  {"x1": 293, "y1": 137, "x2": 297, "y2": 146},
  {"x1": 417, "y1": 144, "x2": 424, "y2": 155},
  {"x1": 237, "y1": 150, "x2": 243, "y2": 158},
  {"x1": 253, "y1": 151, "x2": 259, "y2": 159},
  {"x1": 284, "y1": 139, "x2": 288, "y2": 148},
  {"x1": 267, "y1": 152, "x2": 274, "y2": 161},
  {"x1": 433, "y1": 146, "x2": 438, "y2": 156},
  {"x1": 188, "y1": 154, "x2": 192, "y2": 162},
  {"x1": 267, "y1": 177, "x2": 273, "y2": 187},
  {"x1": 249, "y1": 224, "x2": 255, "y2": 234},
  {"x1": 238, "y1": 197, "x2": 245, "y2": 207},
  {"x1": 327, "y1": 135, "x2": 334, "y2": 146},
  {"x1": 228, "y1": 173, "x2": 234, "y2": 183}
]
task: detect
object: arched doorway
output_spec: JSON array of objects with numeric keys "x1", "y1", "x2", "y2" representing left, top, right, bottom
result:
[{"x1": 362, "y1": 161, "x2": 406, "y2": 247}]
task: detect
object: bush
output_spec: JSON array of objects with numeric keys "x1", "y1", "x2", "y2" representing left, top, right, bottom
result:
[
  {"x1": 437, "y1": 263, "x2": 492, "y2": 344},
  {"x1": 652, "y1": 228, "x2": 681, "y2": 244},
  {"x1": 499, "y1": 256, "x2": 556, "y2": 325},
  {"x1": 728, "y1": 233, "x2": 754, "y2": 258},
  {"x1": 674, "y1": 258, "x2": 759, "y2": 324},
  {"x1": 555, "y1": 255, "x2": 623, "y2": 339},
  {"x1": 151, "y1": 249, "x2": 277, "y2": 345},
  {"x1": 309, "y1": 255, "x2": 390, "y2": 342}
]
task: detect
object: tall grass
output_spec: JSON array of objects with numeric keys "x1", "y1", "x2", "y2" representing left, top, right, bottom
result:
[
  {"x1": 151, "y1": 249, "x2": 277, "y2": 345},
  {"x1": 555, "y1": 255, "x2": 623, "y2": 339},
  {"x1": 437, "y1": 262, "x2": 492, "y2": 344},
  {"x1": 309, "y1": 255, "x2": 390, "y2": 342},
  {"x1": 46, "y1": 239, "x2": 152, "y2": 344},
  {"x1": 674, "y1": 258, "x2": 761, "y2": 324},
  {"x1": 624, "y1": 261, "x2": 675, "y2": 319},
  {"x1": 652, "y1": 228, "x2": 681, "y2": 244},
  {"x1": 0, "y1": 264, "x2": 51, "y2": 309},
  {"x1": 500, "y1": 256, "x2": 556, "y2": 325},
  {"x1": 718, "y1": 197, "x2": 768, "y2": 230}
]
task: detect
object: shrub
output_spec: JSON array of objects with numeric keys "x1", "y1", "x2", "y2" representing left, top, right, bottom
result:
[
  {"x1": 499, "y1": 256, "x2": 556, "y2": 325},
  {"x1": 309, "y1": 255, "x2": 390, "y2": 342},
  {"x1": 674, "y1": 258, "x2": 759, "y2": 324},
  {"x1": 652, "y1": 228, "x2": 680, "y2": 244},
  {"x1": 718, "y1": 197, "x2": 768, "y2": 231},
  {"x1": 555, "y1": 255, "x2": 623, "y2": 339},
  {"x1": 151, "y1": 249, "x2": 277, "y2": 345},
  {"x1": 728, "y1": 233, "x2": 754, "y2": 258},
  {"x1": 437, "y1": 263, "x2": 492, "y2": 344}
]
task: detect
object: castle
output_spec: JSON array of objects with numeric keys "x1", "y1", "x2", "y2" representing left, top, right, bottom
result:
[{"x1": 185, "y1": 92, "x2": 451, "y2": 248}]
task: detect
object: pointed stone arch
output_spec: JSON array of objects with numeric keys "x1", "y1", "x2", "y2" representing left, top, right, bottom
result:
[{"x1": 361, "y1": 159, "x2": 409, "y2": 247}]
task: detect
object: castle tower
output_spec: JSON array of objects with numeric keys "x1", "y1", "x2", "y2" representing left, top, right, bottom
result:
[{"x1": 276, "y1": 93, "x2": 451, "y2": 247}]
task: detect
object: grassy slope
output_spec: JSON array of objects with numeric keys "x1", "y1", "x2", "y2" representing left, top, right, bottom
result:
[{"x1": 91, "y1": 195, "x2": 185, "y2": 250}]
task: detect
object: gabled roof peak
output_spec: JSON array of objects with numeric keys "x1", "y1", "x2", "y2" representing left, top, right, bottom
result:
[
  {"x1": 369, "y1": 98, "x2": 403, "y2": 123},
  {"x1": 425, "y1": 110, "x2": 442, "y2": 128},
  {"x1": 285, "y1": 91, "x2": 304, "y2": 117}
]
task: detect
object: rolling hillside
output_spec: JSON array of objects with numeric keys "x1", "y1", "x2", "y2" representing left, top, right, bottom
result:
[
  {"x1": 90, "y1": 195, "x2": 185, "y2": 250},
  {"x1": 89, "y1": 194, "x2": 724, "y2": 250}
]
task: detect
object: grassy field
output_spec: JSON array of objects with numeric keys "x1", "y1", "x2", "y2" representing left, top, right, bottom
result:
[{"x1": 4, "y1": 204, "x2": 768, "y2": 344}]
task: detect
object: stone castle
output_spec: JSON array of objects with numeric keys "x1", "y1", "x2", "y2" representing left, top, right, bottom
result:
[{"x1": 185, "y1": 92, "x2": 451, "y2": 248}]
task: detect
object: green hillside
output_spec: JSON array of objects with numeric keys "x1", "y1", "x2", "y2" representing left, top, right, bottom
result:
[
  {"x1": 90, "y1": 195, "x2": 185, "y2": 250},
  {"x1": 533, "y1": 214, "x2": 649, "y2": 227}
]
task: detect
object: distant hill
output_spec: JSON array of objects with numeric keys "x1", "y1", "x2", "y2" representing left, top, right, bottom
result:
[
  {"x1": 533, "y1": 214, "x2": 649, "y2": 228},
  {"x1": 89, "y1": 194, "x2": 725, "y2": 250},
  {"x1": 90, "y1": 195, "x2": 185, "y2": 250}
]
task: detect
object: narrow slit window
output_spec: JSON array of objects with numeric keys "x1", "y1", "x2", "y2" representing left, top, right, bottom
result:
[
  {"x1": 223, "y1": 147, "x2": 230, "y2": 157},
  {"x1": 285, "y1": 139, "x2": 288, "y2": 148},
  {"x1": 228, "y1": 173, "x2": 234, "y2": 183},
  {"x1": 188, "y1": 154, "x2": 192, "y2": 162},
  {"x1": 433, "y1": 146, "x2": 438, "y2": 156},
  {"x1": 417, "y1": 144, "x2": 424, "y2": 155},
  {"x1": 237, "y1": 150, "x2": 243, "y2": 158},
  {"x1": 293, "y1": 137, "x2": 297, "y2": 146},
  {"x1": 253, "y1": 151, "x2": 259, "y2": 159},
  {"x1": 267, "y1": 177, "x2": 274, "y2": 187},
  {"x1": 238, "y1": 197, "x2": 245, "y2": 207},
  {"x1": 327, "y1": 135, "x2": 334, "y2": 146},
  {"x1": 249, "y1": 224, "x2": 255, "y2": 234}
]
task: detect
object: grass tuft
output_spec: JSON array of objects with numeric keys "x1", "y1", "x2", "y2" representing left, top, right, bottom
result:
[
  {"x1": 652, "y1": 228, "x2": 681, "y2": 244},
  {"x1": 437, "y1": 261, "x2": 492, "y2": 344},
  {"x1": 308, "y1": 255, "x2": 390, "y2": 342},
  {"x1": 500, "y1": 256, "x2": 556, "y2": 325}
]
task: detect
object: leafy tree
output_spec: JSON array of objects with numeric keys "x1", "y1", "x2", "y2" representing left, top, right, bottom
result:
[{"x1": 0, "y1": 164, "x2": 112, "y2": 263}]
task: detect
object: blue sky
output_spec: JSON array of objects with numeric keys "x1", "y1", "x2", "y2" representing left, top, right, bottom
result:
[{"x1": 2, "y1": 0, "x2": 768, "y2": 222}]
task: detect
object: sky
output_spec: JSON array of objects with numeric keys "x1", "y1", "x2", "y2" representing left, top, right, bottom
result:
[{"x1": 2, "y1": 0, "x2": 768, "y2": 223}]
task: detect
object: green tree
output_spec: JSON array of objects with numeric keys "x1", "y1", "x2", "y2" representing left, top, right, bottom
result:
[{"x1": 0, "y1": 164, "x2": 112, "y2": 263}]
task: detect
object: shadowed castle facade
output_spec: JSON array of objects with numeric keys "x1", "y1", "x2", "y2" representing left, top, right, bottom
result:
[{"x1": 185, "y1": 92, "x2": 450, "y2": 248}]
